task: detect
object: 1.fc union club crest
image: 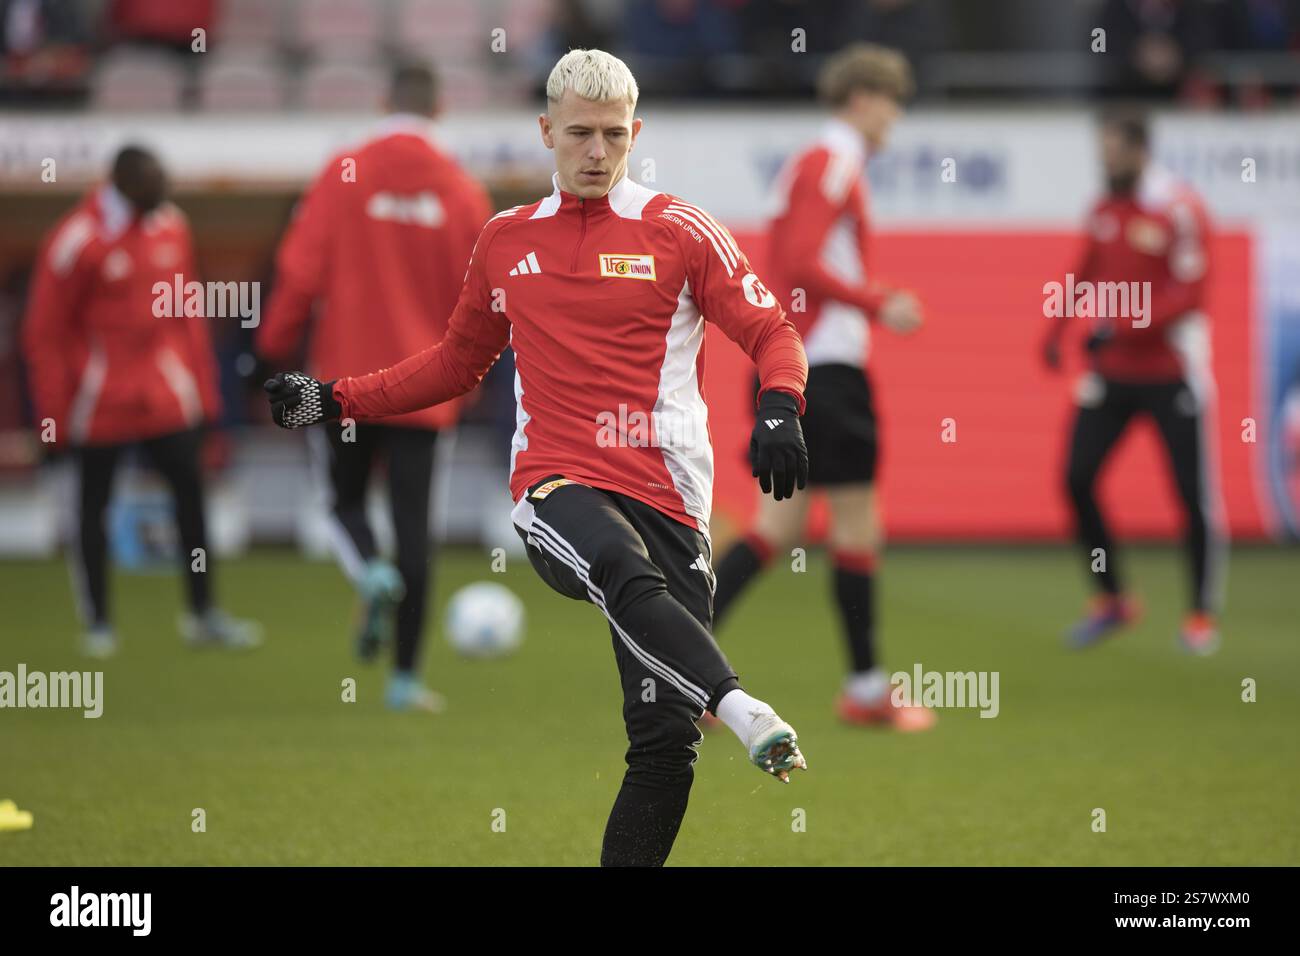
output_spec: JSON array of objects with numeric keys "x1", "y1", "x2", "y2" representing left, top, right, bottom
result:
[{"x1": 599, "y1": 253, "x2": 656, "y2": 280}]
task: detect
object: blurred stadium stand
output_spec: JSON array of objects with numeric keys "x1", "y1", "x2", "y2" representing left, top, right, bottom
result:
[
  {"x1": 1, "y1": 0, "x2": 1299, "y2": 554},
  {"x1": 1, "y1": 0, "x2": 1298, "y2": 108}
]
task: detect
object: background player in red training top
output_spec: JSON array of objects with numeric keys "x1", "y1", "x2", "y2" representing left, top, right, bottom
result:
[
  {"x1": 23, "y1": 146, "x2": 260, "y2": 658},
  {"x1": 258, "y1": 64, "x2": 491, "y2": 712},
  {"x1": 1043, "y1": 111, "x2": 1225, "y2": 655},
  {"x1": 709, "y1": 45, "x2": 935, "y2": 731}
]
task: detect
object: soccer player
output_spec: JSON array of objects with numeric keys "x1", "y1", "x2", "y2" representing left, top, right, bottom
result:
[
  {"x1": 257, "y1": 64, "x2": 491, "y2": 713},
  {"x1": 708, "y1": 44, "x2": 934, "y2": 731},
  {"x1": 263, "y1": 49, "x2": 809, "y2": 866},
  {"x1": 22, "y1": 146, "x2": 259, "y2": 658},
  {"x1": 1042, "y1": 111, "x2": 1225, "y2": 655}
]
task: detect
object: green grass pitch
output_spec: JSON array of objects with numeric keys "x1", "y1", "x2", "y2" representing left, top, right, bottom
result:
[{"x1": 1, "y1": 545, "x2": 1296, "y2": 865}]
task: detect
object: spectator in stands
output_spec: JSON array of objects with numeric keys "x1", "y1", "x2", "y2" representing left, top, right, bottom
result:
[
  {"x1": 620, "y1": 0, "x2": 743, "y2": 95},
  {"x1": 1098, "y1": 0, "x2": 1213, "y2": 100}
]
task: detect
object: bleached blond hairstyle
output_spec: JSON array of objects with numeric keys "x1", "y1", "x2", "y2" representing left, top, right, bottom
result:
[{"x1": 545, "y1": 49, "x2": 639, "y2": 109}]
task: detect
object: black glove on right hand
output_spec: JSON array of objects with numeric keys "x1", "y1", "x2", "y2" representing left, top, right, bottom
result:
[
  {"x1": 263, "y1": 372, "x2": 341, "y2": 429},
  {"x1": 750, "y1": 389, "x2": 809, "y2": 501}
]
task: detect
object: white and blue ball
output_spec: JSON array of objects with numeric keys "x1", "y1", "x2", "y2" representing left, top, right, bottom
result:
[{"x1": 444, "y1": 582, "x2": 525, "y2": 658}]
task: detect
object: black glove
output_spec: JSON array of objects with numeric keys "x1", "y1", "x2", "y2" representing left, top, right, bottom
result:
[
  {"x1": 263, "y1": 372, "x2": 341, "y2": 429},
  {"x1": 1085, "y1": 326, "x2": 1114, "y2": 354},
  {"x1": 750, "y1": 390, "x2": 809, "y2": 501}
]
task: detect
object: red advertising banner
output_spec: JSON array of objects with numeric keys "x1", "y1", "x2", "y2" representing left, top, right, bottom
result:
[{"x1": 709, "y1": 230, "x2": 1265, "y2": 541}]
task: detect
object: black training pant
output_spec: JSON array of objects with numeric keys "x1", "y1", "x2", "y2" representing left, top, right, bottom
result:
[
  {"x1": 512, "y1": 477, "x2": 739, "y2": 866},
  {"x1": 313, "y1": 422, "x2": 438, "y2": 674},
  {"x1": 75, "y1": 427, "x2": 211, "y2": 627},
  {"x1": 1065, "y1": 376, "x2": 1224, "y2": 612}
]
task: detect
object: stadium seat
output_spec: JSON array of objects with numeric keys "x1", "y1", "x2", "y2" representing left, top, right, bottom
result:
[
  {"x1": 92, "y1": 50, "x2": 186, "y2": 112},
  {"x1": 214, "y1": 0, "x2": 285, "y2": 48},
  {"x1": 290, "y1": 0, "x2": 384, "y2": 57},
  {"x1": 500, "y1": 0, "x2": 551, "y2": 53},
  {"x1": 300, "y1": 60, "x2": 387, "y2": 112},
  {"x1": 435, "y1": 60, "x2": 492, "y2": 109},
  {"x1": 393, "y1": 0, "x2": 482, "y2": 59},
  {"x1": 198, "y1": 53, "x2": 288, "y2": 112}
]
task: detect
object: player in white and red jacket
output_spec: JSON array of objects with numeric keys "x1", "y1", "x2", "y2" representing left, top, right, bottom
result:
[
  {"x1": 264, "y1": 49, "x2": 809, "y2": 867},
  {"x1": 22, "y1": 146, "x2": 259, "y2": 657},
  {"x1": 710, "y1": 44, "x2": 935, "y2": 732}
]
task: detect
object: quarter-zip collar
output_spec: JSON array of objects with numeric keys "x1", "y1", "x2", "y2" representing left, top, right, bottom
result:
[{"x1": 547, "y1": 170, "x2": 639, "y2": 216}]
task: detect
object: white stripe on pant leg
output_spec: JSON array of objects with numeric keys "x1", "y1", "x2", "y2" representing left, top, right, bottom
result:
[
  {"x1": 530, "y1": 519, "x2": 711, "y2": 708},
  {"x1": 524, "y1": 522, "x2": 603, "y2": 604},
  {"x1": 527, "y1": 523, "x2": 710, "y2": 710},
  {"x1": 532, "y1": 516, "x2": 712, "y2": 703},
  {"x1": 307, "y1": 427, "x2": 368, "y2": 584},
  {"x1": 526, "y1": 526, "x2": 704, "y2": 707},
  {"x1": 532, "y1": 516, "x2": 591, "y2": 571}
]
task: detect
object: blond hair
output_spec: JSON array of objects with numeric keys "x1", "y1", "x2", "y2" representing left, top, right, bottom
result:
[
  {"x1": 817, "y1": 44, "x2": 914, "y2": 107},
  {"x1": 546, "y1": 49, "x2": 639, "y2": 108}
]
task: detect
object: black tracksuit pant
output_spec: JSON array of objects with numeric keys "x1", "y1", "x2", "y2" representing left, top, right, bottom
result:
[
  {"x1": 1065, "y1": 377, "x2": 1224, "y2": 612},
  {"x1": 75, "y1": 427, "x2": 211, "y2": 627},
  {"x1": 512, "y1": 477, "x2": 740, "y2": 867},
  {"x1": 314, "y1": 422, "x2": 438, "y2": 674}
]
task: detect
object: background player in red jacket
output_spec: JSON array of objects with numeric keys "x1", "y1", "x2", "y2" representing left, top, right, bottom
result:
[
  {"x1": 709, "y1": 45, "x2": 935, "y2": 731},
  {"x1": 263, "y1": 49, "x2": 809, "y2": 866},
  {"x1": 22, "y1": 146, "x2": 259, "y2": 658},
  {"x1": 257, "y1": 65, "x2": 492, "y2": 713},
  {"x1": 1042, "y1": 112, "x2": 1226, "y2": 654}
]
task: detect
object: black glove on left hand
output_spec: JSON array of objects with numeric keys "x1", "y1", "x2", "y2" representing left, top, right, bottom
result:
[
  {"x1": 1085, "y1": 326, "x2": 1115, "y2": 354},
  {"x1": 263, "y1": 372, "x2": 341, "y2": 429},
  {"x1": 750, "y1": 389, "x2": 809, "y2": 501}
]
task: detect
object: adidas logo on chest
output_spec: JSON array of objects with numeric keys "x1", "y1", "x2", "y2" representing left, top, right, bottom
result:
[{"x1": 508, "y1": 251, "x2": 543, "y2": 276}]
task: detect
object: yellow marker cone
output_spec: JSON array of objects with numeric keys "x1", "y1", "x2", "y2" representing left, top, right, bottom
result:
[{"x1": 0, "y1": 799, "x2": 34, "y2": 832}]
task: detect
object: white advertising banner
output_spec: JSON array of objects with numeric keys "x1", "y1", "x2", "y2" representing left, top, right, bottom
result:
[{"x1": 2, "y1": 108, "x2": 1298, "y2": 228}]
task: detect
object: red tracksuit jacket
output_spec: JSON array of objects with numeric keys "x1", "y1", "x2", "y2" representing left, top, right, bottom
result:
[
  {"x1": 257, "y1": 116, "x2": 492, "y2": 431},
  {"x1": 1075, "y1": 165, "x2": 1214, "y2": 385},
  {"x1": 22, "y1": 185, "x2": 219, "y2": 446},
  {"x1": 766, "y1": 119, "x2": 892, "y2": 369},
  {"x1": 331, "y1": 172, "x2": 808, "y2": 533}
]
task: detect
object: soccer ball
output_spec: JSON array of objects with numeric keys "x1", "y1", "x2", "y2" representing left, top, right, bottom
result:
[{"x1": 444, "y1": 582, "x2": 525, "y2": 658}]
